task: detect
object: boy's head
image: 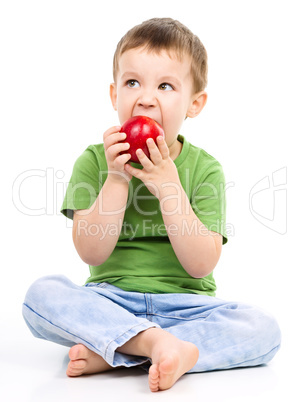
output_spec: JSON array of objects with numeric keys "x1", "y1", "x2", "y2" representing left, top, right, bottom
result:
[
  {"x1": 113, "y1": 18, "x2": 208, "y2": 94},
  {"x1": 110, "y1": 18, "x2": 208, "y2": 159}
]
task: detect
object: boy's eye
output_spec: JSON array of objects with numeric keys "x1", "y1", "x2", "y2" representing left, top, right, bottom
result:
[
  {"x1": 127, "y1": 80, "x2": 140, "y2": 88},
  {"x1": 159, "y1": 83, "x2": 174, "y2": 91}
]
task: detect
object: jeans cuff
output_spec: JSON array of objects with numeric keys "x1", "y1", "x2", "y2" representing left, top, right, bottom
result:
[{"x1": 104, "y1": 321, "x2": 160, "y2": 367}]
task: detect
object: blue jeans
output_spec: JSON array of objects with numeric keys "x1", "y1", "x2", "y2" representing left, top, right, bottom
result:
[{"x1": 22, "y1": 275, "x2": 281, "y2": 372}]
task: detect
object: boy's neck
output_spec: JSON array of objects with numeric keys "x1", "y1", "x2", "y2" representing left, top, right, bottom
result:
[{"x1": 170, "y1": 138, "x2": 183, "y2": 161}]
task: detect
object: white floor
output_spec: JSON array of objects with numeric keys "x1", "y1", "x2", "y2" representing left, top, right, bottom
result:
[{"x1": 1, "y1": 319, "x2": 295, "y2": 402}]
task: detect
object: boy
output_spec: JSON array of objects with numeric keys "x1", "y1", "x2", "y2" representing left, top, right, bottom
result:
[{"x1": 22, "y1": 18, "x2": 281, "y2": 392}]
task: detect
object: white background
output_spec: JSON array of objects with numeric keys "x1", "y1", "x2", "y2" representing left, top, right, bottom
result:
[{"x1": 1, "y1": 0, "x2": 297, "y2": 401}]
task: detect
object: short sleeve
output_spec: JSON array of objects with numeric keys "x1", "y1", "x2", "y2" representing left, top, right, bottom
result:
[
  {"x1": 60, "y1": 147, "x2": 105, "y2": 220},
  {"x1": 191, "y1": 162, "x2": 227, "y2": 244}
]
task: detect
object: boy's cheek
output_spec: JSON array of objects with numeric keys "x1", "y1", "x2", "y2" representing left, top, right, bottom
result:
[{"x1": 115, "y1": 95, "x2": 135, "y2": 123}]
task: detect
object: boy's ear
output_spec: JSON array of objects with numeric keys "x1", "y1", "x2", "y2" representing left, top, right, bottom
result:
[
  {"x1": 110, "y1": 83, "x2": 117, "y2": 111},
  {"x1": 186, "y1": 91, "x2": 208, "y2": 118}
]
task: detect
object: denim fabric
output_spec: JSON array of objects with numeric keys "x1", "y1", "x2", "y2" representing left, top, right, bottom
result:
[{"x1": 22, "y1": 275, "x2": 281, "y2": 371}]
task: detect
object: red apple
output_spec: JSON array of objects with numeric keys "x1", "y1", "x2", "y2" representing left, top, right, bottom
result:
[{"x1": 120, "y1": 116, "x2": 165, "y2": 163}]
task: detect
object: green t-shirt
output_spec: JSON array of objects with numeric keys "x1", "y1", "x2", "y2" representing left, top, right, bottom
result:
[{"x1": 61, "y1": 135, "x2": 227, "y2": 296}]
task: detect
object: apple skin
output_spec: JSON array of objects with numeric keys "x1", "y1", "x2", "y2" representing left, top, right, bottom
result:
[{"x1": 120, "y1": 116, "x2": 165, "y2": 163}]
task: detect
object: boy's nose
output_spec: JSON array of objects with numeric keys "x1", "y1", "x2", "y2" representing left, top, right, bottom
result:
[{"x1": 137, "y1": 90, "x2": 157, "y2": 108}]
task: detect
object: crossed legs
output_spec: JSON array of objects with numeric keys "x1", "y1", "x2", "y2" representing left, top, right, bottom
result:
[{"x1": 67, "y1": 328, "x2": 199, "y2": 392}]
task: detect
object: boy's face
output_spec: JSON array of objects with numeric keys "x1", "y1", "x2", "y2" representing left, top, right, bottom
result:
[{"x1": 110, "y1": 47, "x2": 205, "y2": 159}]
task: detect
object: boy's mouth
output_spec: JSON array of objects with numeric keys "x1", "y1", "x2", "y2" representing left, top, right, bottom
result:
[{"x1": 132, "y1": 113, "x2": 162, "y2": 128}]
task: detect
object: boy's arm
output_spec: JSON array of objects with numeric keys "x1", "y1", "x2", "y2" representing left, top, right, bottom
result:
[
  {"x1": 72, "y1": 126, "x2": 132, "y2": 266},
  {"x1": 158, "y1": 183, "x2": 222, "y2": 278},
  {"x1": 125, "y1": 136, "x2": 222, "y2": 278},
  {"x1": 73, "y1": 178, "x2": 129, "y2": 266}
]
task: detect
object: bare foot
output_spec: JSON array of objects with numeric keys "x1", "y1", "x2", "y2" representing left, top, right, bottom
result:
[
  {"x1": 148, "y1": 337, "x2": 199, "y2": 392},
  {"x1": 117, "y1": 327, "x2": 199, "y2": 392},
  {"x1": 66, "y1": 344, "x2": 113, "y2": 377}
]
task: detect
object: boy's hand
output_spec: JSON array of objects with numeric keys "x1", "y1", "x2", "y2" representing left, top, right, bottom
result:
[
  {"x1": 103, "y1": 126, "x2": 132, "y2": 184},
  {"x1": 124, "y1": 136, "x2": 180, "y2": 200}
]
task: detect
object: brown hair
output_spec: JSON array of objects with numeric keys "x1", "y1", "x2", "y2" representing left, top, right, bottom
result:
[{"x1": 113, "y1": 18, "x2": 208, "y2": 93}]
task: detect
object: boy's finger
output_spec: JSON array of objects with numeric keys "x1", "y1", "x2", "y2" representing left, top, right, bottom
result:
[
  {"x1": 114, "y1": 152, "x2": 132, "y2": 168},
  {"x1": 103, "y1": 126, "x2": 122, "y2": 141},
  {"x1": 104, "y1": 132, "x2": 126, "y2": 151},
  {"x1": 157, "y1": 136, "x2": 169, "y2": 159},
  {"x1": 146, "y1": 138, "x2": 163, "y2": 165},
  {"x1": 125, "y1": 162, "x2": 144, "y2": 180},
  {"x1": 106, "y1": 141, "x2": 130, "y2": 159},
  {"x1": 136, "y1": 148, "x2": 153, "y2": 170}
]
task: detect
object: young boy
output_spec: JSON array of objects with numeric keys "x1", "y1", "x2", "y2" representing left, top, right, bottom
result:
[{"x1": 22, "y1": 18, "x2": 281, "y2": 392}]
